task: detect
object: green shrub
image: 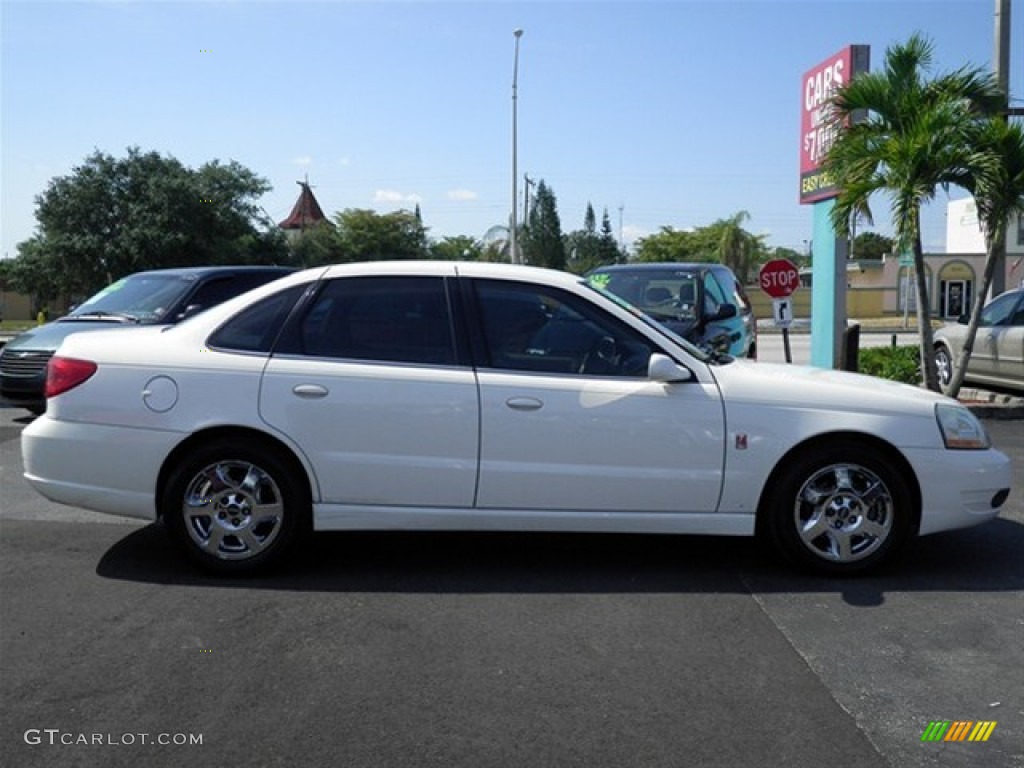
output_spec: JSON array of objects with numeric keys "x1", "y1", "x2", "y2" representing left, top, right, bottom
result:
[{"x1": 857, "y1": 345, "x2": 920, "y2": 384}]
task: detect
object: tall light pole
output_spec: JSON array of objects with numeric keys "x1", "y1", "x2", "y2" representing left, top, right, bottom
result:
[{"x1": 510, "y1": 28, "x2": 523, "y2": 264}]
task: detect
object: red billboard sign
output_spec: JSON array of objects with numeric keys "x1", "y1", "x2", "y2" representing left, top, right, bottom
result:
[{"x1": 799, "y1": 45, "x2": 869, "y2": 204}]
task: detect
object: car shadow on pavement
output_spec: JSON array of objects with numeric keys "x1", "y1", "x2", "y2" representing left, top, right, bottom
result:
[{"x1": 96, "y1": 517, "x2": 1024, "y2": 604}]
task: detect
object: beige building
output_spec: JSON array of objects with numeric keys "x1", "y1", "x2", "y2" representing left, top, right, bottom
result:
[{"x1": 842, "y1": 198, "x2": 1024, "y2": 320}]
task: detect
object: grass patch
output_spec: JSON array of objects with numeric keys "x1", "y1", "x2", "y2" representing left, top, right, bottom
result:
[{"x1": 0, "y1": 320, "x2": 36, "y2": 333}]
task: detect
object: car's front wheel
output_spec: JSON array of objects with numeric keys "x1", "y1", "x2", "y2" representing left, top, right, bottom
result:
[
  {"x1": 934, "y1": 344, "x2": 955, "y2": 395},
  {"x1": 162, "y1": 438, "x2": 310, "y2": 574},
  {"x1": 762, "y1": 442, "x2": 914, "y2": 575}
]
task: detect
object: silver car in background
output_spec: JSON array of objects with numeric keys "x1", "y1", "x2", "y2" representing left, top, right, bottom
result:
[{"x1": 934, "y1": 288, "x2": 1024, "y2": 394}]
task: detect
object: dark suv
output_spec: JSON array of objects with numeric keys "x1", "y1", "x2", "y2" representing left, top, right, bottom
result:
[
  {"x1": 586, "y1": 263, "x2": 756, "y2": 358},
  {"x1": 0, "y1": 266, "x2": 293, "y2": 413}
]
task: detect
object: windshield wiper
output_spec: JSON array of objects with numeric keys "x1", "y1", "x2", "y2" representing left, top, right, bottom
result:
[{"x1": 64, "y1": 311, "x2": 141, "y2": 323}]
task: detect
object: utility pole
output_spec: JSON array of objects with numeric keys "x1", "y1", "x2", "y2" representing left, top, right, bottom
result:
[
  {"x1": 618, "y1": 205, "x2": 624, "y2": 248},
  {"x1": 524, "y1": 174, "x2": 535, "y2": 228},
  {"x1": 992, "y1": 0, "x2": 1012, "y2": 294},
  {"x1": 510, "y1": 29, "x2": 524, "y2": 264}
]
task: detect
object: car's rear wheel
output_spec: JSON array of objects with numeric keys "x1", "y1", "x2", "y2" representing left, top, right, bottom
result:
[
  {"x1": 763, "y1": 442, "x2": 913, "y2": 575},
  {"x1": 162, "y1": 439, "x2": 310, "y2": 574}
]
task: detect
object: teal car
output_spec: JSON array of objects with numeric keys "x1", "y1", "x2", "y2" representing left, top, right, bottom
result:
[{"x1": 586, "y1": 263, "x2": 757, "y2": 358}]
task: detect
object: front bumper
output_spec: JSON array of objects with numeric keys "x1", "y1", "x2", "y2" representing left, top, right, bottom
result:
[{"x1": 906, "y1": 446, "x2": 1013, "y2": 535}]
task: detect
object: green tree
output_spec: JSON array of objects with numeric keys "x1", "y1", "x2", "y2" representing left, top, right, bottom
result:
[
  {"x1": 332, "y1": 208, "x2": 429, "y2": 261},
  {"x1": 716, "y1": 210, "x2": 764, "y2": 284},
  {"x1": 824, "y1": 33, "x2": 1003, "y2": 390},
  {"x1": 946, "y1": 118, "x2": 1024, "y2": 397},
  {"x1": 634, "y1": 227, "x2": 709, "y2": 263},
  {"x1": 430, "y1": 235, "x2": 484, "y2": 261},
  {"x1": 597, "y1": 208, "x2": 623, "y2": 265},
  {"x1": 564, "y1": 202, "x2": 603, "y2": 274},
  {"x1": 289, "y1": 221, "x2": 346, "y2": 267},
  {"x1": 10, "y1": 147, "x2": 287, "y2": 298},
  {"x1": 851, "y1": 231, "x2": 895, "y2": 260},
  {"x1": 521, "y1": 180, "x2": 566, "y2": 270}
]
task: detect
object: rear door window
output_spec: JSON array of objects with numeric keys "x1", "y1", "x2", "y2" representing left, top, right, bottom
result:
[{"x1": 288, "y1": 276, "x2": 457, "y2": 366}]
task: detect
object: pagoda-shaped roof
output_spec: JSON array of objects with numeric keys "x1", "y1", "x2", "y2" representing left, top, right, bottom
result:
[{"x1": 279, "y1": 180, "x2": 331, "y2": 230}]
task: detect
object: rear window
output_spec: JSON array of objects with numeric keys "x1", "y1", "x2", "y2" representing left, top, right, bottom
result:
[{"x1": 207, "y1": 285, "x2": 306, "y2": 353}]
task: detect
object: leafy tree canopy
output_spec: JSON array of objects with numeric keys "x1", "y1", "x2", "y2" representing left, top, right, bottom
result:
[
  {"x1": 851, "y1": 231, "x2": 895, "y2": 260},
  {"x1": 430, "y1": 235, "x2": 484, "y2": 261},
  {"x1": 8, "y1": 147, "x2": 288, "y2": 298},
  {"x1": 290, "y1": 208, "x2": 429, "y2": 266}
]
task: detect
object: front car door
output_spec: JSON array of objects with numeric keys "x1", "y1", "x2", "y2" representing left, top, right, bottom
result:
[
  {"x1": 465, "y1": 278, "x2": 726, "y2": 514},
  {"x1": 991, "y1": 292, "x2": 1024, "y2": 387},
  {"x1": 971, "y1": 290, "x2": 1021, "y2": 380}
]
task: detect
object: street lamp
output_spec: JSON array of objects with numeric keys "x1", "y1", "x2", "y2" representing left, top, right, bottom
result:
[{"x1": 510, "y1": 28, "x2": 523, "y2": 264}]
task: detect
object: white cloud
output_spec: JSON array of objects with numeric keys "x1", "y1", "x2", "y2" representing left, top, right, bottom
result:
[
  {"x1": 621, "y1": 224, "x2": 649, "y2": 244},
  {"x1": 292, "y1": 156, "x2": 312, "y2": 166},
  {"x1": 447, "y1": 189, "x2": 477, "y2": 201},
  {"x1": 338, "y1": 157, "x2": 351, "y2": 166},
  {"x1": 374, "y1": 189, "x2": 422, "y2": 204}
]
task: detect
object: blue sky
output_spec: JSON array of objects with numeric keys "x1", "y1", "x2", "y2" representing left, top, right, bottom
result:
[{"x1": 2, "y1": 0, "x2": 1022, "y2": 261}]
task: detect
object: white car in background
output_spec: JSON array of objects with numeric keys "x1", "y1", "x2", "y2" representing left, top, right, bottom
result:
[{"x1": 22, "y1": 262, "x2": 1011, "y2": 576}]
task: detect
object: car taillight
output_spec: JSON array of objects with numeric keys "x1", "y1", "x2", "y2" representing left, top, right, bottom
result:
[{"x1": 45, "y1": 357, "x2": 98, "y2": 399}]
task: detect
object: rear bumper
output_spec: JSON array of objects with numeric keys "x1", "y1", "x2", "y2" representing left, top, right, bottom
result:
[{"x1": 22, "y1": 415, "x2": 182, "y2": 521}]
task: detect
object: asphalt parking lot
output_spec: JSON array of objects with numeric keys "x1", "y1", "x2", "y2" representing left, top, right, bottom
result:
[{"x1": 1, "y1": 402, "x2": 1021, "y2": 768}]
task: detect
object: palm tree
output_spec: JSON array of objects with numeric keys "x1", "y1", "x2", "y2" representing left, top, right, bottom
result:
[
  {"x1": 945, "y1": 118, "x2": 1024, "y2": 397},
  {"x1": 824, "y1": 33, "x2": 1004, "y2": 391},
  {"x1": 717, "y1": 210, "x2": 763, "y2": 285}
]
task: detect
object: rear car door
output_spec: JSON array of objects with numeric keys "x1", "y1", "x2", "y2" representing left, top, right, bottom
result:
[
  {"x1": 466, "y1": 278, "x2": 726, "y2": 513},
  {"x1": 259, "y1": 275, "x2": 479, "y2": 508}
]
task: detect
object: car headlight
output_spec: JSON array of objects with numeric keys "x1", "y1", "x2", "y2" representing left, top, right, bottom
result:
[{"x1": 935, "y1": 403, "x2": 990, "y2": 450}]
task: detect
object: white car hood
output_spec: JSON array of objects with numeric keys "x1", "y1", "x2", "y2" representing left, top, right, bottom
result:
[{"x1": 710, "y1": 359, "x2": 951, "y2": 417}]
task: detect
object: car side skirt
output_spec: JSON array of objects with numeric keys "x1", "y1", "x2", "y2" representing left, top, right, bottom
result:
[{"x1": 314, "y1": 505, "x2": 755, "y2": 536}]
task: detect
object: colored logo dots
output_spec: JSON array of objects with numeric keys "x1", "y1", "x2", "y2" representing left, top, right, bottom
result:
[
  {"x1": 200, "y1": 49, "x2": 212, "y2": 53},
  {"x1": 921, "y1": 720, "x2": 997, "y2": 742}
]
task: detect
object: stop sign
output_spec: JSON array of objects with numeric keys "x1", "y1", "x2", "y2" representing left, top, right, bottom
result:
[{"x1": 759, "y1": 259, "x2": 801, "y2": 298}]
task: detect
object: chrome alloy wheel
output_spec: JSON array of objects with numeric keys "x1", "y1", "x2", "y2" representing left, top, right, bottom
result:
[
  {"x1": 182, "y1": 461, "x2": 285, "y2": 560},
  {"x1": 793, "y1": 463, "x2": 894, "y2": 564}
]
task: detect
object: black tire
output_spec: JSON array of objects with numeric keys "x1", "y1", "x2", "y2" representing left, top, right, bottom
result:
[
  {"x1": 162, "y1": 438, "x2": 310, "y2": 574},
  {"x1": 762, "y1": 441, "x2": 914, "y2": 575},
  {"x1": 934, "y1": 344, "x2": 955, "y2": 395}
]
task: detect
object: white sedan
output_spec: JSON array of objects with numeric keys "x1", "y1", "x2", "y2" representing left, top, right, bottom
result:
[{"x1": 22, "y1": 262, "x2": 1012, "y2": 575}]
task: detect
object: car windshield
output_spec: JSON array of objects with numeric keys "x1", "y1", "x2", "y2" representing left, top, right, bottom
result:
[
  {"x1": 581, "y1": 278, "x2": 710, "y2": 362},
  {"x1": 587, "y1": 269, "x2": 700, "y2": 323},
  {"x1": 69, "y1": 274, "x2": 191, "y2": 322}
]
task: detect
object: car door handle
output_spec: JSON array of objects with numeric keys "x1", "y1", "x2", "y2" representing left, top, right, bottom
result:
[
  {"x1": 505, "y1": 397, "x2": 543, "y2": 411},
  {"x1": 292, "y1": 384, "x2": 329, "y2": 399}
]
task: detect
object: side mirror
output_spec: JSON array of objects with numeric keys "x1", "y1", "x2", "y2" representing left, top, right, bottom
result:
[
  {"x1": 956, "y1": 314, "x2": 969, "y2": 325},
  {"x1": 706, "y1": 303, "x2": 738, "y2": 322},
  {"x1": 178, "y1": 304, "x2": 203, "y2": 321},
  {"x1": 648, "y1": 353, "x2": 693, "y2": 383}
]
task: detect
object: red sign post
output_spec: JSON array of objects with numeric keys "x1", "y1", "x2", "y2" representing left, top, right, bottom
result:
[{"x1": 760, "y1": 259, "x2": 801, "y2": 363}]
